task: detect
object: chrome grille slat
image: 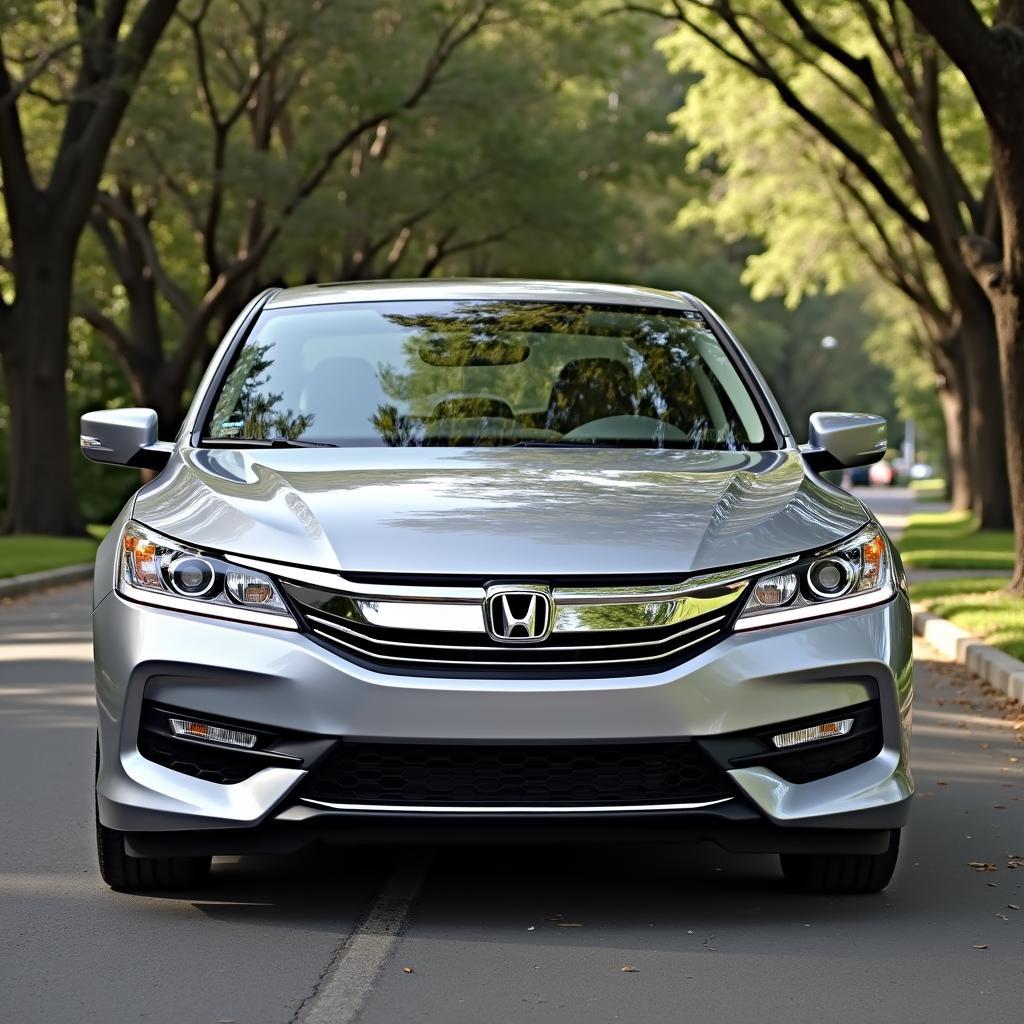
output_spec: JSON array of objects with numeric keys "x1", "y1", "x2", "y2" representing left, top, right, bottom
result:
[
  {"x1": 283, "y1": 570, "x2": 749, "y2": 676},
  {"x1": 309, "y1": 626, "x2": 720, "y2": 667},
  {"x1": 305, "y1": 611, "x2": 727, "y2": 653}
]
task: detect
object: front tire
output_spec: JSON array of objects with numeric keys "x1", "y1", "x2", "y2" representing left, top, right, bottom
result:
[
  {"x1": 779, "y1": 829, "x2": 901, "y2": 894},
  {"x1": 95, "y1": 738, "x2": 211, "y2": 892}
]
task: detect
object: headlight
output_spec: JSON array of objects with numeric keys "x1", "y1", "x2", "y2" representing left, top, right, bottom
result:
[
  {"x1": 117, "y1": 521, "x2": 296, "y2": 628},
  {"x1": 736, "y1": 524, "x2": 894, "y2": 630}
]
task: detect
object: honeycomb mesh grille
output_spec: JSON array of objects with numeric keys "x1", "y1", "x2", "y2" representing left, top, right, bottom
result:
[
  {"x1": 138, "y1": 732, "x2": 259, "y2": 784},
  {"x1": 299, "y1": 740, "x2": 734, "y2": 808}
]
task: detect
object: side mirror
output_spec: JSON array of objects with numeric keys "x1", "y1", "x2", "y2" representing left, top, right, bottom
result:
[
  {"x1": 80, "y1": 408, "x2": 174, "y2": 471},
  {"x1": 801, "y1": 411, "x2": 886, "y2": 472}
]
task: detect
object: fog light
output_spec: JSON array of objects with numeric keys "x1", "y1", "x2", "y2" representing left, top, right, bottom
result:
[
  {"x1": 170, "y1": 717, "x2": 257, "y2": 749},
  {"x1": 772, "y1": 718, "x2": 853, "y2": 749}
]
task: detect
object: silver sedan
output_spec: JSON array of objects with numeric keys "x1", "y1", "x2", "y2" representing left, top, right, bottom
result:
[{"x1": 82, "y1": 278, "x2": 912, "y2": 895}]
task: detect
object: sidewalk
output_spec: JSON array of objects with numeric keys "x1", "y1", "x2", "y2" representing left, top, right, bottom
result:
[
  {"x1": 852, "y1": 485, "x2": 1011, "y2": 584},
  {"x1": 849, "y1": 485, "x2": 917, "y2": 541}
]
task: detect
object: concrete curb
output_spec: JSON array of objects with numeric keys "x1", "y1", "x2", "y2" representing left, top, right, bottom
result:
[
  {"x1": 912, "y1": 602, "x2": 1024, "y2": 702},
  {"x1": 0, "y1": 564, "x2": 93, "y2": 600}
]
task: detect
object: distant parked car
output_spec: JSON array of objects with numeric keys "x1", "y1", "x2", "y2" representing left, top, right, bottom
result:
[
  {"x1": 868, "y1": 460, "x2": 895, "y2": 486},
  {"x1": 82, "y1": 278, "x2": 912, "y2": 895}
]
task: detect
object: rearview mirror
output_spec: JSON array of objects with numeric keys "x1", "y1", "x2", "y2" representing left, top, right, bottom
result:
[
  {"x1": 80, "y1": 408, "x2": 174, "y2": 470},
  {"x1": 801, "y1": 411, "x2": 886, "y2": 472}
]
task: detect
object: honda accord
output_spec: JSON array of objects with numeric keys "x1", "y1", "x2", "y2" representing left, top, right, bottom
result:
[{"x1": 83, "y1": 279, "x2": 912, "y2": 894}]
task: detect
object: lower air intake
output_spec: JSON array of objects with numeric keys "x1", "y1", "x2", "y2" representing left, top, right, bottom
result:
[{"x1": 299, "y1": 740, "x2": 735, "y2": 809}]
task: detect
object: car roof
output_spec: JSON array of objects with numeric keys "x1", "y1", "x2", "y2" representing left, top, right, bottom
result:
[{"x1": 263, "y1": 278, "x2": 702, "y2": 312}]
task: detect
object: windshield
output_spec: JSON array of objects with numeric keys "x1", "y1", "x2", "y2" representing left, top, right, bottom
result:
[{"x1": 203, "y1": 300, "x2": 772, "y2": 450}]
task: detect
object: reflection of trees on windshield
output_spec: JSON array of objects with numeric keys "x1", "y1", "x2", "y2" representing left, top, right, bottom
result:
[
  {"x1": 209, "y1": 341, "x2": 315, "y2": 440},
  {"x1": 373, "y1": 302, "x2": 748, "y2": 448},
  {"x1": 204, "y1": 302, "x2": 760, "y2": 449}
]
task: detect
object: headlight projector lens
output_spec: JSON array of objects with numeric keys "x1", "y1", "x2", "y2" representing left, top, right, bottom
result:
[
  {"x1": 806, "y1": 556, "x2": 854, "y2": 599},
  {"x1": 167, "y1": 556, "x2": 216, "y2": 597}
]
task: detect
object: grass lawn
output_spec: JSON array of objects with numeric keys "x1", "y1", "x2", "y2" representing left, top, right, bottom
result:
[
  {"x1": 0, "y1": 525, "x2": 107, "y2": 579},
  {"x1": 908, "y1": 477, "x2": 947, "y2": 502},
  {"x1": 910, "y1": 576, "x2": 1024, "y2": 660},
  {"x1": 898, "y1": 509, "x2": 1015, "y2": 570}
]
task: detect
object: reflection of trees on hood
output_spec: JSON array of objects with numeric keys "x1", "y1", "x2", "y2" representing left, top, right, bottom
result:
[{"x1": 209, "y1": 341, "x2": 314, "y2": 440}]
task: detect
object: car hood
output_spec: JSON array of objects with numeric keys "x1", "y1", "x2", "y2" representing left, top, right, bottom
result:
[{"x1": 133, "y1": 447, "x2": 868, "y2": 577}]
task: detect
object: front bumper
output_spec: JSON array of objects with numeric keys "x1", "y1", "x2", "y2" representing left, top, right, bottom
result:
[{"x1": 94, "y1": 587, "x2": 914, "y2": 850}]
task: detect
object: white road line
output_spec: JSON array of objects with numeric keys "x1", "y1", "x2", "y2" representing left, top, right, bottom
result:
[{"x1": 296, "y1": 856, "x2": 431, "y2": 1024}]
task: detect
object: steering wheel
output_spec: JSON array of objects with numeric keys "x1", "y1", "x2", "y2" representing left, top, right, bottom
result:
[{"x1": 561, "y1": 415, "x2": 688, "y2": 444}]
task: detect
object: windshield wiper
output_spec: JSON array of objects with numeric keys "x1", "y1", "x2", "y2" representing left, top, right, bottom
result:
[{"x1": 201, "y1": 437, "x2": 339, "y2": 449}]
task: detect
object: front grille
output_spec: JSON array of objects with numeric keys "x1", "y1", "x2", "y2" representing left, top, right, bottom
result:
[
  {"x1": 284, "y1": 579, "x2": 740, "y2": 678},
  {"x1": 299, "y1": 740, "x2": 735, "y2": 808}
]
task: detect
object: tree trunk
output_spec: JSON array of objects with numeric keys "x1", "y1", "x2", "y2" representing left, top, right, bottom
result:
[
  {"x1": 0, "y1": 243, "x2": 85, "y2": 535},
  {"x1": 140, "y1": 373, "x2": 187, "y2": 441},
  {"x1": 987, "y1": 127, "x2": 1024, "y2": 594},
  {"x1": 990, "y1": 283, "x2": 1024, "y2": 593},
  {"x1": 936, "y1": 375, "x2": 972, "y2": 513},
  {"x1": 959, "y1": 300, "x2": 1013, "y2": 529}
]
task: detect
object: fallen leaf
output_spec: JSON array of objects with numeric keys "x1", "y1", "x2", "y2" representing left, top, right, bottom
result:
[
  {"x1": 621, "y1": 965, "x2": 639, "y2": 973},
  {"x1": 402, "y1": 967, "x2": 414, "y2": 974},
  {"x1": 980, "y1": 743, "x2": 991, "y2": 750},
  {"x1": 972, "y1": 944, "x2": 989, "y2": 950},
  {"x1": 1009, "y1": 756, "x2": 1021, "y2": 764},
  {"x1": 936, "y1": 780, "x2": 949, "y2": 787},
  {"x1": 968, "y1": 861, "x2": 998, "y2": 872}
]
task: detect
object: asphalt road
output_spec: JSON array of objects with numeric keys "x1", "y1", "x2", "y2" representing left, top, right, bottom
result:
[{"x1": 2, "y1": 583, "x2": 1023, "y2": 1023}]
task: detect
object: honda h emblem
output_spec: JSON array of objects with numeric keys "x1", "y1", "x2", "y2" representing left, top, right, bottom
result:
[{"x1": 484, "y1": 585, "x2": 553, "y2": 643}]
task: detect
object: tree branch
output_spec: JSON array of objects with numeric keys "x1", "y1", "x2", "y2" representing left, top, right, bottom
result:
[
  {"x1": 902, "y1": 0, "x2": 1002, "y2": 113},
  {"x1": 0, "y1": 36, "x2": 38, "y2": 212},
  {"x1": 95, "y1": 188, "x2": 194, "y2": 321},
  {"x1": 49, "y1": 0, "x2": 180, "y2": 229}
]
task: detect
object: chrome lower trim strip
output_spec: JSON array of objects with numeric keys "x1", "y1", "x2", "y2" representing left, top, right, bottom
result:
[{"x1": 300, "y1": 796, "x2": 734, "y2": 814}]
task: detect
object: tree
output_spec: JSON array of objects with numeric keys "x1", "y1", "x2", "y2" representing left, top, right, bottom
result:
[
  {"x1": 904, "y1": 0, "x2": 1024, "y2": 593},
  {"x1": 619, "y1": 0, "x2": 1010, "y2": 524},
  {"x1": 79, "y1": 0, "x2": 503, "y2": 431},
  {"x1": 0, "y1": 0, "x2": 179, "y2": 534},
  {"x1": 77, "y1": 0, "x2": 675, "y2": 432}
]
